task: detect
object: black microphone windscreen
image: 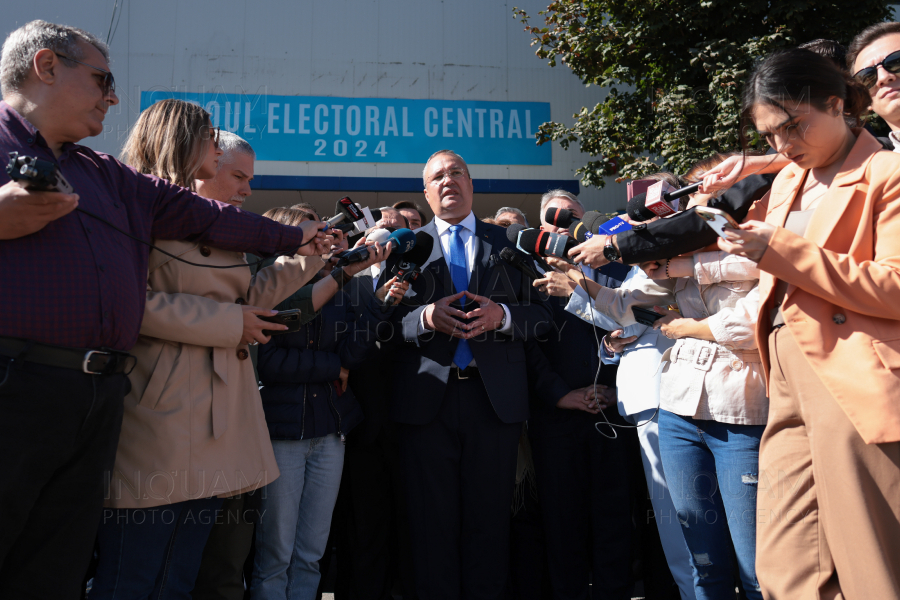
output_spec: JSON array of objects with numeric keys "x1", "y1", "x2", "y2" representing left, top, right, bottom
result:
[
  {"x1": 403, "y1": 231, "x2": 435, "y2": 265},
  {"x1": 544, "y1": 207, "x2": 575, "y2": 228},
  {"x1": 499, "y1": 247, "x2": 519, "y2": 261},
  {"x1": 370, "y1": 208, "x2": 382, "y2": 223},
  {"x1": 626, "y1": 193, "x2": 658, "y2": 222},
  {"x1": 580, "y1": 212, "x2": 606, "y2": 233},
  {"x1": 506, "y1": 223, "x2": 526, "y2": 244},
  {"x1": 516, "y1": 228, "x2": 543, "y2": 254}
]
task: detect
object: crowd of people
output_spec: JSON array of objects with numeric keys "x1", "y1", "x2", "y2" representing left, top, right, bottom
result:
[{"x1": 1, "y1": 16, "x2": 900, "y2": 600}]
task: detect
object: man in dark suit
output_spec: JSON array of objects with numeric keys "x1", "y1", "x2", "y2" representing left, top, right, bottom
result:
[
  {"x1": 378, "y1": 150, "x2": 552, "y2": 600},
  {"x1": 335, "y1": 258, "x2": 417, "y2": 600},
  {"x1": 528, "y1": 191, "x2": 637, "y2": 600}
]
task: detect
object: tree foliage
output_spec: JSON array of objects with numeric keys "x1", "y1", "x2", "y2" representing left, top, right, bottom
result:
[{"x1": 514, "y1": 0, "x2": 892, "y2": 188}]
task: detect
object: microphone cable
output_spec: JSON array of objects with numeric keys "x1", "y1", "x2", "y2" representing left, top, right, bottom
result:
[
  {"x1": 567, "y1": 268, "x2": 661, "y2": 439},
  {"x1": 74, "y1": 205, "x2": 321, "y2": 269}
]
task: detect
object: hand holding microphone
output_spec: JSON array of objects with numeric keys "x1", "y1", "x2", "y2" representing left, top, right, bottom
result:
[
  {"x1": 335, "y1": 228, "x2": 415, "y2": 268},
  {"x1": 376, "y1": 276, "x2": 411, "y2": 307},
  {"x1": 297, "y1": 220, "x2": 335, "y2": 256}
]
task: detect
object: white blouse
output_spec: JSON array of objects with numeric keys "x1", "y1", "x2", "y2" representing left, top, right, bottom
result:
[{"x1": 592, "y1": 251, "x2": 768, "y2": 425}]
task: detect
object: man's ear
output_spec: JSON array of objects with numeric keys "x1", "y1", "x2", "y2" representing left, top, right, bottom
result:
[{"x1": 32, "y1": 48, "x2": 60, "y2": 86}]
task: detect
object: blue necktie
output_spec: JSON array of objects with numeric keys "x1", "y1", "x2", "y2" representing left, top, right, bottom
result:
[{"x1": 449, "y1": 225, "x2": 473, "y2": 368}]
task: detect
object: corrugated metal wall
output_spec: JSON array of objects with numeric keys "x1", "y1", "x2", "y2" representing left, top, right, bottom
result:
[{"x1": 4, "y1": 1, "x2": 631, "y2": 217}]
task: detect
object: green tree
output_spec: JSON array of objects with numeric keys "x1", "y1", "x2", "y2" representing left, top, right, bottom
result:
[{"x1": 514, "y1": 0, "x2": 892, "y2": 189}]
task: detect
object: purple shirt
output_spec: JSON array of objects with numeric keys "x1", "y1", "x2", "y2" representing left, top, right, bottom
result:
[{"x1": 0, "y1": 102, "x2": 307, "y2": 351}]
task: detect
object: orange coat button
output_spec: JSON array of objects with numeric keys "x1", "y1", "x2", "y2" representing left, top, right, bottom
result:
[
  {"x1": 200, "y1": 246, "x2": 212, "y2": 257},
  {"x1": 237, "y1": 349, "x2": 249, "y2": 360}
]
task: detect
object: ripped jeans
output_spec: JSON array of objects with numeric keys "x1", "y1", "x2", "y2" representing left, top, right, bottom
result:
[{"x1": 658, "y1": 410, "x2": 764, "y2": 600}]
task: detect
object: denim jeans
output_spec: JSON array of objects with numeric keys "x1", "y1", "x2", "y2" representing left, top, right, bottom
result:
[
  {"x1": 658, "y1": 410, "x2": 764, "y2": 600},
  {"x1": 251, "y1": 434, "x2": 345, "y2": 600},
  {"x1": 91, "y1": 496, "x2": 224, "y2": 599}
]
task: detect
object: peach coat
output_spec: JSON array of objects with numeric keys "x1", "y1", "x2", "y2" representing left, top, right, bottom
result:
[
  {"x1": 107, "y1": 240, "x2": 324, "y2": 508},
  {"x1": 751, "y1": 130, "x2": 900, "y2": 444}
]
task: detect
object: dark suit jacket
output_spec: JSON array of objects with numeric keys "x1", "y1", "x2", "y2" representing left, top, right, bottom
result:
[
  {"x1": 344, "y1": 267, "x2": 395, "y2": 446},
  {"x1": 525, "y1": 262, "x2": 628, "y2": 436},
  {"x1": 378, "y1": 218, "x2": 552, "y2": 425}
]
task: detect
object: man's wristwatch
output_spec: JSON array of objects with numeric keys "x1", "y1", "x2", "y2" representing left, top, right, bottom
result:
[
  {"x1": 498, "y1": 309, "x2": 507, "y2": 330},
  {"x1": 603, "y1": 236, "x2": 621, "y2": 262}
]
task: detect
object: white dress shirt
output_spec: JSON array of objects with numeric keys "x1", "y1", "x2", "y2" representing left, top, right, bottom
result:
[{"x1": 417, "y1": 212, "x2": 514, "y2": 350}]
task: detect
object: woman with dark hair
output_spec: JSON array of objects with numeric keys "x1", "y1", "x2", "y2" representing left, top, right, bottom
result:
[{"x1": 719, "y1": 47, "x2": 900, "y2": 598}]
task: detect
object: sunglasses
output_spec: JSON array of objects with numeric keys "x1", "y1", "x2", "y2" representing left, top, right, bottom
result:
[
  {"x1": 55, "y1": 53, "x2": 116, "y2": 96},
  {"x1": 202, "y1": 125, "x2": 220, "y2": 149},
  {"x1": 853, "y1": 50, "x2": 900, "y2": 90}
]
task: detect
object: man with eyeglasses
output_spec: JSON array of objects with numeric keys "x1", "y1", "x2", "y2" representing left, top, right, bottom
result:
[
  {"x1": 376, "y1": 149, "x2": 551, "y2": 599},
  {"x1": 0, "y1": 20, "x2": 331, "y2": 599}
]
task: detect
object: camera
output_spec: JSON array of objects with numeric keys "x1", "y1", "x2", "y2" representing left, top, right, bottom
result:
[{"x1": 6, "y1": 152, "x2": 74, "y2": 194}]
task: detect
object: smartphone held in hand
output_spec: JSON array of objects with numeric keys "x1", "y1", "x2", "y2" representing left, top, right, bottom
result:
[
  {"x1": 695, "y1": 206, "x2": 741, "y2": 241},
  {"x1": 260, "y1": 309, "x2": 303, "y2": 336}
]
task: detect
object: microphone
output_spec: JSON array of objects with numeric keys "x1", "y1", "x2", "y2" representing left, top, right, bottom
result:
[
  {"x1": 544, "y1": 206, "x2": 577, "y2": 228},
  {"x1": 366, "y1": 228, "x2": 392, "y2": 244},
  {"x1": 572, "y1": 212, "x2": 605, "y2": 242},
  {"x1": 506, "y1": 224, "x2": 553, "y2": 271},
  {"x1": 630, "y1": 181, "x2": 702, "y2": 221},
  {"x1": 383, "y1": 231, "x2": 435, "y2": 308},
  {"x1": 326, "y1": 197, "x2": 364, "y2": 228},
  {"x1": 336, "y1": 228, "x2": 416, "y2": 266},
  {"x1": 516, "y1": 228, "x2": 577, "y2": 262},
  {"x1": 499, "y1": 247, "x2": 541, "y2": 280},
  {"x1": 571, "y1": 211, "x2": 633, "y2": 240}
]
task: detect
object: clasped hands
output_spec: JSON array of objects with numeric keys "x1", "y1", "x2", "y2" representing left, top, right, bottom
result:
[
  {"x1": 423, "y1": 291, "x2": 505, "y2": 339},
  {"x1": 557, "y1": 384, "x2": 616, "y2": 414}
]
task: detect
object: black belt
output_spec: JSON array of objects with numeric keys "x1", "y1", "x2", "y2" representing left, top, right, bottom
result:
[
  {"x1": 451, "y1": 366, "x2": 480, "y2": 380},
  {"x1": 0, "y1": 337, "x2": 136, "y2": 375}
]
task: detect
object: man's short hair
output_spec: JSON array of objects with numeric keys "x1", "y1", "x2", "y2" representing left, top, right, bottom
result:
[
  {"x1": 539, "y1": 189, "x2": 584, "y2": 217},
  {"x1": 493, "y1": 207, "x2": 529, "y2": 227},
  {"x1": 422, "y1": 150, "x2": 470, "y2": 187},
  {"x1": 848, "y1": 22, "x2": 900, "y2": 71},
  {"x1": 379, "y1": 206, "x2": 410, "y2": 229},
  {"x1": 290, "y1": 202, "x2": 319, "y2": 220},
  {"x1": 799, "y1": 39, "x2": 847, "y2": 71},
  {"x1": 393, "y1": 200, "x2": 427, "y2": 224},
  {"x1": 1, "y1": 20, "x2": 109, "y2": 94},
  {"x1": 217, "y1": 131, "x2": 255, "y2": 170}
]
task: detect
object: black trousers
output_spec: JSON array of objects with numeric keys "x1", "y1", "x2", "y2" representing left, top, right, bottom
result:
[
  {"x1": 192, "y1": 494, "x2": 256, "y2": 600},
  {"x1": 0, "y1": 356, "x2": 127, "y2": 599},
  {"x1": 399, "y1": 374, "x2": 521, "y2": 600},
  {"x1": 529, "y1": 409, "x2": 636, "y2": 600},
  {"x1": 338, "y1": 426, "x2": 417, "y2": 600}
]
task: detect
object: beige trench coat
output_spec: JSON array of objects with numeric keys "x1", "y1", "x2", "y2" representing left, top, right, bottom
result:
[{"x1": 107, "y1": 240, "x2": 324, "y2": 508}]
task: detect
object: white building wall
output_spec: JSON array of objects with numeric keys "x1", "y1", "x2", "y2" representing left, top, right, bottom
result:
[{"x1": 5, "y1": 0, "x2": 629, "y2": 212}]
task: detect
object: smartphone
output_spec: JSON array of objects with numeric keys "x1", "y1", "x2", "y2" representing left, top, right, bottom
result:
[
  {"x1": 631, "y1": 306, "x2": 664, "y2": 326},
  {"x1": 695, "y1": 206, "x2": 740, "y2": 240},
  {"x1": 259, "y1": 309, "x2": 303, "y2": 336}
]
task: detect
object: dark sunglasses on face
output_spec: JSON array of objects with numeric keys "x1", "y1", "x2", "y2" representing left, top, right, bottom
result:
[
  {"x1": 853, "y1": 50, "x2": 900, "y2": 90},
  {"x1": 54, "y1": 52, "x2": 116, "y2": 96},
  {"x1": 202, "y1": 125, "x2": 220, "y2": 149}
]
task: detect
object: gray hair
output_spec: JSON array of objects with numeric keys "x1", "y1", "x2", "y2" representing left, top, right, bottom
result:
[
  {"x1": 1, "y1": 20, "x2": 109, "y2": 94},
  {"x1": 494, "y1": 207, "x2": 529, "y2": 227},
  {"x1": 422, "y1": 149, "x2": 470, "y2": 187},
  {"x1": 217, "y1": 131, "x2": 255, "y2": 170},
  {"x1": 539, "y1": 189, "x2": 584, "y2": 216}
]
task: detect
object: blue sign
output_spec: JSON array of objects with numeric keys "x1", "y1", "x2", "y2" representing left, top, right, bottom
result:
[{"x1": 139, "y1": 91, "x2": 551, "y2": 165}]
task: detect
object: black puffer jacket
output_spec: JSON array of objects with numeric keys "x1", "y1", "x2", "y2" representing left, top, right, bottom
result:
[{"x1": 258, "y1": 284, "x2": 383, "y2": 440}]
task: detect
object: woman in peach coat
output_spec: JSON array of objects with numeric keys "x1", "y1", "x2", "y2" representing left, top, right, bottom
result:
[{"x1": 717, "y1": 49, "x2": 900, "y2": 599}]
